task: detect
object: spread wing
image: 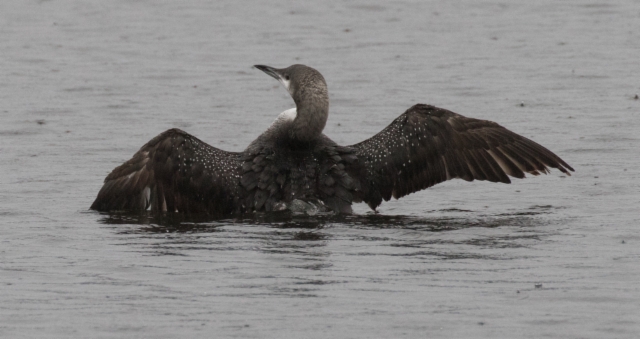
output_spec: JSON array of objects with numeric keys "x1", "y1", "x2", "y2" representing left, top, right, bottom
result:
[
  {"x1": 90, "y1": 128, "x2": 242, "y2": 215},
  {"x1": 350, "y1": 104, "x2": 574, "y2": 210}
]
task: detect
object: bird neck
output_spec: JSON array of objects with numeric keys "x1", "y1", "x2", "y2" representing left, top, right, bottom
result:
[{"x1": 290, "y1": 93, "x2": 329, "y2": 142}]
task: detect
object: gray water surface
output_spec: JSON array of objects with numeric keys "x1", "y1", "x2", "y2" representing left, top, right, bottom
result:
[{"x1": 1, "y1": 0, "x2": 639, "y2": 338}]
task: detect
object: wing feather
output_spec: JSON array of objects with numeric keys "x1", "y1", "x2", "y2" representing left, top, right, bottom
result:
[
  {"x1": 350, "y1": 104, "x2": 574, "y2": 210},
  {"x1": 91, "y1": 128, "x2": 241, "y2": 215}
]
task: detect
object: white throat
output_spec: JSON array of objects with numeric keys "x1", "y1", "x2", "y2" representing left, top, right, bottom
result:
[
  {"x1": 265, "y1": 108, "x2": 297, "y2": 132},
  {"x1": 278, "y1": 78, "x2": 291, "y2": 94},
  {"x1": 276, "y1": 108, "x2": 297, "y2": 122}
]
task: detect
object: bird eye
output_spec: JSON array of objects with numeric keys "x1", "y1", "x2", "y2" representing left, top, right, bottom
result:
[{"x1": 285, "y1": 75, "x2": 290, "y2": 81}]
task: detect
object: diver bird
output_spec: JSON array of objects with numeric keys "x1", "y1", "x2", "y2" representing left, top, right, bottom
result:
[{"x1": 91, "y1": 64, "x2": 574, "y2": 216}]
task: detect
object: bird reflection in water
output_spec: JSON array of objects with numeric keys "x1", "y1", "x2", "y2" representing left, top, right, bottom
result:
[{"x1": 96, "y1": 206, "x2": 556, "y2": 260}]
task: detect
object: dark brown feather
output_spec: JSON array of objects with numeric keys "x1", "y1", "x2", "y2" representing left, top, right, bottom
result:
[
  {"x1": 92, "y1": 104, "x2": 573, "y2": 216},
  {"x1": 349, "y1": 104, "x2": 574, "y2": 210},
  {"x1": 91, "y1": 128, "x2": 241, "y2": 216}
]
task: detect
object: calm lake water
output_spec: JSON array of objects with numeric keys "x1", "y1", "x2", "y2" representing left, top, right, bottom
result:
[{"x1": 1, "y1": 0, "x2": 639, "y2": 338}]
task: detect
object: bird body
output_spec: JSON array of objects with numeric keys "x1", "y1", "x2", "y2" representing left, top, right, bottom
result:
[{"x1": 91, "y1": 65, "x2": 573, "y2": 216}]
